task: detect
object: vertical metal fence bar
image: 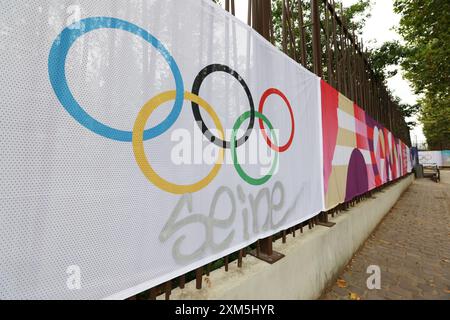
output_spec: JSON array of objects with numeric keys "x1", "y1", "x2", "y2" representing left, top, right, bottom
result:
[
  {"x1": 268, "y1": 0, "x2": 275, "y2": 44},
  {"x1": 247, "y1": 0, "x2": 252, "y2": 26},
  {"x1": 324, "y1": 0, "x2": 333, "y2": 84},
  {"x1": 224, "y1": 255, "x2": 229, "y2": 271},
  {"x1": 331, "y1": 0, "x2": 339, "y2": 89},
  {"x1": 195, "y1": 267, "x2": 203, "y2": 289},
  {"x1": 179, "y1": 274, "x2": 186, "y2": 289},
  {"x1": 286, "y1": 0, "x2": 298, "y2": 60},
  {"x1": 311, "y1": 0, "x2": 322, "y2": 76},
  {"x1": 247, "y1": 0, "x2": 285, "y2": 265},
  {"x1": 282, "y1": 0, "x2": 288, "y2": 53},
  {"x1": 164, "y1": 281, "x2": 171, "y2": 300},
  {"x1": 298, "y1": 0, "x2": 307, "y2": 66}
]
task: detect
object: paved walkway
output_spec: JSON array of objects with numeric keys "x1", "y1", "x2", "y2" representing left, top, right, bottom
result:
[{"x1": 321, "y1": 171, "x2": 450, "y2": 300}]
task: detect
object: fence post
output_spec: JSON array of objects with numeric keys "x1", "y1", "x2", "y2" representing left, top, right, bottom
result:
[
  {"x1": 247, "y1": 0, "x2": 285, "y2": 264},
  {"x1": 298, "y1": 0, "x2": 307, "y2": 66},
  {"x1": 311, "y1": 0, "x2": 322, "y2": 77}
]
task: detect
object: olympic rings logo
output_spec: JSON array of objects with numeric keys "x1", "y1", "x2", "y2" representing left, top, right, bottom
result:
[
  {"x1": 419, "y1": 154, "x2": 433, "y2": 161},
  {"x1": 48, "y1": 17, "x2": 295, "y2": 194}
]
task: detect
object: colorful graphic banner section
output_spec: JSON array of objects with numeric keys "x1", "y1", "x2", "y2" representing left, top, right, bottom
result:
[
  {"x1": 321, "y1": 81, "x2": 411, "y2": 210},
  {"x1": 0, "y1": 0, "x2": 323, "y2": 299}
]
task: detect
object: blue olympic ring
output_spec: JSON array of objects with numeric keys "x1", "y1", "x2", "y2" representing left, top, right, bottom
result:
[{"x1": 48, "y1": 17, "x2": 184, "y2": 142}]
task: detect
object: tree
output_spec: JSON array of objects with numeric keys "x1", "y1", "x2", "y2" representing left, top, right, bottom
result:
[
  {"x1": 340, "y1": 0, "x2": 372, "y2": 34},
  {"x1": 393, "y1": 0, "x2": 450, "y2": 149},
  {"x1": 369, "y1": 40, "x2": 409, "y2": 79},
  {"x1": 420, "y1": 96, "x2": 450, "y2": 150}
]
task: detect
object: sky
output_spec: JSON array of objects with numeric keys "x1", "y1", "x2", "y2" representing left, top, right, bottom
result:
[{"x1": 219, "y1": 0, "x2": 424, "y2": 142}]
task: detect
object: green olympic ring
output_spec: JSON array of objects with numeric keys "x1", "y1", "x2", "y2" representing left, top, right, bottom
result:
[{"x1": 231, "y1": 111, "x2": 279, "y2": 185}]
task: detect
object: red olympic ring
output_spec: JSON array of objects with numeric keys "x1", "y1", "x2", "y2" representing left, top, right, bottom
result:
[{"x1": 258, "y1": 88, "x2": 295, "y2": 153}]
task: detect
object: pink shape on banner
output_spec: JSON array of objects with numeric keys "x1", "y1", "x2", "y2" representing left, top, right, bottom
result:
[
  {"x1": 321, "y1": 80, "x2": 339, "y2": 194},
  {"x1": 366, "y1": 164, "x2": 376, "y2": 190}
]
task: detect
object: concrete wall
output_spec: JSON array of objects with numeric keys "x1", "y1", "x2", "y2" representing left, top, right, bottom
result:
[{"x1": 163, "y1": 175, "x2": 414, "y2": 300}]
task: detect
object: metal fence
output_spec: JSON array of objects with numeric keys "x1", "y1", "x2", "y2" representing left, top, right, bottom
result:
[
  {"x1": 244, "y1": 0, "x2": 411, "y2": 146},
  {"x1": 131, "y1": 0, "x2": 412, "y2": 300}
]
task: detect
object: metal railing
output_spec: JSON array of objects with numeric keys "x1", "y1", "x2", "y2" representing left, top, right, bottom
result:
[{"x1": 245, "y1": 0, "x2": 411, "y2": 146}]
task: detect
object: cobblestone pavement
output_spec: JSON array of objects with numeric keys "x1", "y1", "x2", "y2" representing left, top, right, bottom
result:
[{"x1": 321, "y1": 171, "x2": 450, "y2": 300}]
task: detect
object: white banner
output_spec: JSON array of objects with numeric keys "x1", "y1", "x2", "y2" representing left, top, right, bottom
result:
[
  {"x1": 0, "y1": 0, "x2": 323, "y2": 299},
  {"x1": 418, "y1": 151, "x2": 443, "y2": 166}
]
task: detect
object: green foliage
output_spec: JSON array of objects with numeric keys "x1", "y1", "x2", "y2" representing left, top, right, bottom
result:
[
  {"x1": 391, "y1": 95, "x2": 421, "y2": 130},
  {"x1": 394, "y1": 0, "x2": 450, "y2": 97},
  {"x1": 419, "y1": 95, "x2": 450, "y2": 150},
  {"x1": 341, "y1": 0, "x2": 372, "y2": 34},
  {"x1": 369, "y1": 41, "x2": 409, "y2": 79},
  {"x1": 393, "y1": 0, "x2": 450, "y2": 149}
]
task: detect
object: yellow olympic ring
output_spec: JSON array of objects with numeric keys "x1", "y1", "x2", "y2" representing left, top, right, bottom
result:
[{"x1": 132, "y1": 91, "x2": 224, "y2": 194}]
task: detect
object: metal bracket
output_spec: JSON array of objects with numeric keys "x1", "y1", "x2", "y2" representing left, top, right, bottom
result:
[
  {"x1": 249, "y1": 236, "x2": 285, "y2": 264},
  {"x1": 316, "y1": 221, "x2": 336, "y2": 228},
  {"x1": 317, "y1": 211, "x2": 336, "y2": 227},
  {"x1": 249, "y1": 249, "x2": 285, "y2": 264}
]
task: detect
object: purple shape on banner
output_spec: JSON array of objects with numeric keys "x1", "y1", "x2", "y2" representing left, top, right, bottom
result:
[
  {"x1": 386, "y1": 159, "x2": 391, "y2": 181},
  {"x1": 345, "y1": 148, "x2": 368, "y2": 201}
]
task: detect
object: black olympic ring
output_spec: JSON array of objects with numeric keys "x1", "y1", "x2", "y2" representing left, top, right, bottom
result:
[{"x1": 191, "y1": 64, "x2": 255, "y2": 149}]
